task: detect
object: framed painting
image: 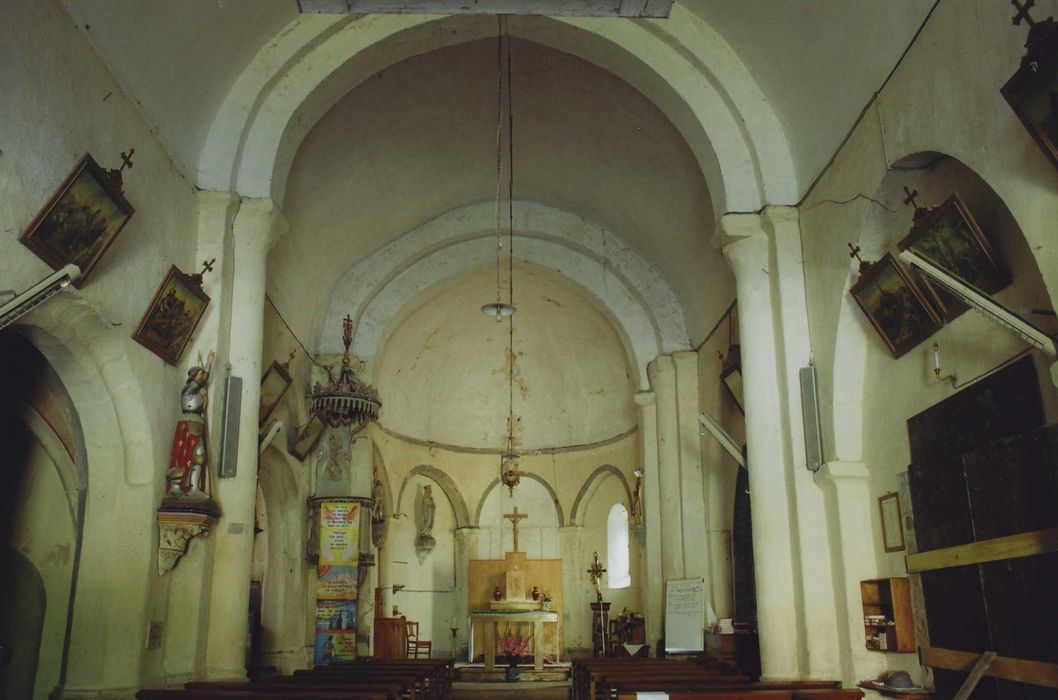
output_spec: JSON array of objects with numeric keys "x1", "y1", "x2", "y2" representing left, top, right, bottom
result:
[
  {"x1": 132, "y1": 266, "x2": 210, "y2": 365},
  {"x1": 259, "y1": 360, "x2": 293, "y2": 427},
  {"x1": 878, "y1": 492, "x2": 905, "y2": 553},
  {"x1": 850, "y1": 253, "x2": 942, "y2": 359},
  {"x1": 1002, "y1": 29, "x2": 1058, "y2": 173},
  {"x1": 291, "y1": 414, "x2": 326, "y2": 461},
  {"x1": 18, "y1": 153, "x2": 134, "y2": 286},
  {"x1": 898, "y1": 194, "x2": 1009, "y2": 321}
]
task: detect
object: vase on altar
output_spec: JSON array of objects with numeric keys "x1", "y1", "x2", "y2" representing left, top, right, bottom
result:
[
  {"x1": 493, "y1": 586, "x2": 502, "y2": 601},
  {"x1": 531, "y1": 586, "x2": 540, "y2": 601},
  {"x1": 505, "y1": 655, "x2": 520, "y2": 682}
]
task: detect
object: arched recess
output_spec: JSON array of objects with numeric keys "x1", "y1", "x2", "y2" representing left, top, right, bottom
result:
[
  {"x1": 569, "y1": 465, "x2": 633, "y2": 527},
  {"x1": 318, "y1": 201, "x2": 687, "y2": 390},
  {"x1": 198, "y1": 10, "x2": 796, "y2": 214},
  {"x1": 396, "y1": 465, "x2": 471, "y2": 529},
  {"x1": 473, "y1": 472, "x2": 564, "y2": 527},
  {"x1": 831, "y1": 151, "x2": 1055, "y2": 463},
  {"x1": 9, "y1": 296, "x2": 158, "y2": 692},
  {"x1": 257, "y1": 446, "x2": 308, "y2": 669}
]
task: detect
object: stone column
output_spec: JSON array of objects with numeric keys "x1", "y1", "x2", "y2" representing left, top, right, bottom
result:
[
  {"x1": 558, "y1": 525, "x2": 586, "y2": 650},
  {"x1": 453, "y1": 527, "x2": 482, "y2": 657},
  {"x1": 634, "y1": 390, "x2": 663, "y2": 651},
  {"x1": 717, "y1": 211, "x2": 803, "y2": 680},
  {"x1": 816, "y1": 461, "x2": 884, "y2": 686},
  {"x1": 204, "y1": 198, "x2": 288, "y2": 679},
  {"x1": 650, "y1": 356, "x2": 685, "y2": 582},
  {"x1": 673, "y1": 351, "x2": 708, "y2": 589}
]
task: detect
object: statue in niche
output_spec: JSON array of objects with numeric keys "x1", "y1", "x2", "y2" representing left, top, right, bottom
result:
[
  {"x1": 415, "y1": 484, "x2": 436, "y2": 563},
  {"x1": 371, "y1": 474, "x2": 386, "y2": 524},
  {"x1": 165, "y1": 351, "x2": 214, "y2": 498}
]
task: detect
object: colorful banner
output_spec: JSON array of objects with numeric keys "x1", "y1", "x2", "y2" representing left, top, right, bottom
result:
[{"x1": 315, "y1": 499, "x2": 362, "y2": 665}]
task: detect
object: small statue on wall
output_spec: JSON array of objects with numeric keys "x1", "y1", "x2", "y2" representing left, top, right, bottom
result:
[
  {"x1": 630, "y1": 469, "x2": 644, "y2": 527},
  {"x1": 415, "y1": 484, "x2": 436, "y2": 563},
  {"x1": 165, "y1": 352, "x2": 214, "y2": 498}
]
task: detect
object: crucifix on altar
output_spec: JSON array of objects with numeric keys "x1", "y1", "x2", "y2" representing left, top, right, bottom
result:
[{"x1": 490, "y1": 506, "x2": 533, "y2": 608}]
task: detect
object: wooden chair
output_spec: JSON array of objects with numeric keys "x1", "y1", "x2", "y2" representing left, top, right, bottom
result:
[{"x1": 405, "y1": 620, "x2": 432, "y2": 659}]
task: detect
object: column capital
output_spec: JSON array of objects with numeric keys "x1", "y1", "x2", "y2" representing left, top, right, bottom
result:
[
  {"x1": 634, "y1": 390, "x2": 656, "y2": 407},
  {"x1": 814, "y1": 460, "x2": 870, "y2": 486},
  {"x1": 232, "y1": 196, "x2": 289, "y2": 252}
]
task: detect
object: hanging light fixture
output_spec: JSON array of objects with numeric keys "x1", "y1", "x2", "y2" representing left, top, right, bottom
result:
[
  {"x1": 482, "y1": 18, "x2": 521, "y2": 496},
  {"x1": 309, "y1": 315, "x2": 381, "y2": 429}
]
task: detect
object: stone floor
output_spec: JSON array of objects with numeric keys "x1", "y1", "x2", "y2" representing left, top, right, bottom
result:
[{"x1": 452, "y1": 681, "x2": 570, "y2": 699}]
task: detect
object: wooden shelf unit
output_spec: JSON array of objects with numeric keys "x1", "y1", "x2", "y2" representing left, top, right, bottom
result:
[{"x1": 860, "y1": 577, "x2": 916, "y2": 653}]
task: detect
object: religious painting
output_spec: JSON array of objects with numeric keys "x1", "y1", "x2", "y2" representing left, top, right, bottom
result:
[
  {"x1": 18, "y1": 153, "x2": 134, "y2": 287},
  {"x1": 898, "y1": 194, "x2": 1009, "y2": 321},
  {"x1": 132, "y1": 266, "x2": 210, "y2": 366},
  {"x1": 850, "y1": 253, "x2": 942, "y2": 359},
  {"x1": 290, "y1": 414, "x2": 326, "y2": 461},
  {"x1": 1002, "y1": 28, "x2": 1058, "y2": 173},
  {"x1": 259, "y1": 360, "x2": 293, "y2": 426},
  {"x1": 878, "y1": 492, "x2": 905, "y2": 553}
]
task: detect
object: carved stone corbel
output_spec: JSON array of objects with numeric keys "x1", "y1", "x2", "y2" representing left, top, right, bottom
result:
[{"x1": 157, "y1": 498, "x2": 221, "y2": 575}]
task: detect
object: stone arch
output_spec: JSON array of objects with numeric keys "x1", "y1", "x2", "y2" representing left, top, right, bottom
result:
[
  {"x1": 9, "y1": 296, "x2": 157, "y2": 691},
  {"x1": 473, "y1": 472, "x2": 564, "y2": 527},
  {"x1": 257, "y1": 446, "x2": 308, "y2": 660},
  {"x1": 397, "y1": 465, "x2": 471, "y2": 528},
  {"x1": 199, "y1": 11, "x2": 796, "y2": 214},
  {"x1": 831, "y1": 150, "x2": 1053, "y2": 462},
  {"x1": 569, "y1": 465, "x2": 633, "y2": 527},
  {"x1": 320, "y1": 201, "x2": 686, "y2": 390}
]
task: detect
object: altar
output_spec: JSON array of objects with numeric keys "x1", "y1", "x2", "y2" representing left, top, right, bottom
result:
[
  {"x1": 468, "y1": 609, "x2": 560, "y2": 671},
  {"x1": 467, "y1": 507, "x2": 564, "y2": 667}
]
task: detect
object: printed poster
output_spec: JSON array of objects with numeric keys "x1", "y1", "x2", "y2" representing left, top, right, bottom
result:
[
  {"x1": 315, "y1": 499, "x2": 362, "y2": 664},
  {"x1": 319, "y1": 500, "x2": 361, "y2": 565}
]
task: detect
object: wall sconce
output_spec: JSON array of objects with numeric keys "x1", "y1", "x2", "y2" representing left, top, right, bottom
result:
[{"x1": 932, "y1": 343, "x2": 957, "y2": 387}]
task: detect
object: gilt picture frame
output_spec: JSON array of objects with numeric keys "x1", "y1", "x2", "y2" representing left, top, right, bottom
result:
[
  {"x1": 850, "y1": 253, "x2": 942, "y2": 359},
  {"x1": 259, "y1": 360, "x2": 294, "y2": 427},
  {"x1": 878, "y1": 492, "x2": 905, "y2": 553},
  {"x1": 897, "y1": 194, "x2": 1009, "y2": 321},
  {"x1": 132, "y1": 266, "x2": 210, "y2": 366},
  {"x1": 18, "y1": 153, "x2": 134, "y2": 287},
  {"x1": 1002, "y1": 29, "x2": 1058, "y2": 174},
  {"x1": 291, "y1": 415, "x2": 326, "y2": 462}
]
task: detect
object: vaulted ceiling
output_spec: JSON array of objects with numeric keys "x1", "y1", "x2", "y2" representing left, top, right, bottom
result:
[{"x1": 60, "y1": 0, "x2": 935, "y2": 352}]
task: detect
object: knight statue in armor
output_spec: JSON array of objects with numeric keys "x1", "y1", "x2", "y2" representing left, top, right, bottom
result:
[{"x1": 166, "y1": 351, "x2": 215, "y2": 497}]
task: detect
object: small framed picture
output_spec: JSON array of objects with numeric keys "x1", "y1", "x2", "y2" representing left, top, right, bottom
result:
[
  {"x1": 850, "y1": 253, "x2": 942, "y2": 359},
  {"x1": 18, "y1": 153, "x2": 134, "y2": 286},
  {"x1": 132, "y1": 266, "x2": 210, "y2": 366},
  {"x1": 878, "y1": 492, "x2": 905, "y2": 553},
  {"x1": 291, "y1": 414, "x2": 326, "y2": 462},
  {"x1": 259, "y1": 360, "x2": 293, "y2": 427},
  {"x1": 898, "y1": 194, "x2": 1009, "y2": 321},
  {"x1": 1002, "y1": 30, "x2": 1058, "y2": 173}
]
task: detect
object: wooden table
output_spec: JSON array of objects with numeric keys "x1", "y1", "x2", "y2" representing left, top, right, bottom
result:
[{"x1": 468, "y1": 610, "x2": 560, "y2": 671}]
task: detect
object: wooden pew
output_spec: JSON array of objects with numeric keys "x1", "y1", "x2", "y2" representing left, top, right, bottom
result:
[
  {"x1": 614, "y1": 692, "x2": 864, "y2": 700},
  {"x1": 137, "y1": 691, "x2": 389, "y2": 700}
]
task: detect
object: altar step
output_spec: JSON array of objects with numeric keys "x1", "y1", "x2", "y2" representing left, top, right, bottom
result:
[{"x1": 454, "y1": 662, "x2": 570, "y2": 683}]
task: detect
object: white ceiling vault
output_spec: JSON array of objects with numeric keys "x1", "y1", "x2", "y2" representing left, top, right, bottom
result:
[{"x1": 60, "y1": 0, "x2": 936, "y2": 352}]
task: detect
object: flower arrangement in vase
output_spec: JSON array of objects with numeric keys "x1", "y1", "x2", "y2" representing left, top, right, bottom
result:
[
  {"x1": 541, "y1": 589, "x2": 553, "y2": 611},
  {"x1": 496, "y1": 628, "x2": 532, "y2": 682}
]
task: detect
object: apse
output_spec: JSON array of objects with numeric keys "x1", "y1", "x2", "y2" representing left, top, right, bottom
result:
[{"x1": 373, "y1": 262, "x2": 636, "y2": 451}]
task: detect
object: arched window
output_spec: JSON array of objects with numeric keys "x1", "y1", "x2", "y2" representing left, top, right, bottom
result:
[{"x1": 607, "y1": 503, "x2": 631, "y2": 589}]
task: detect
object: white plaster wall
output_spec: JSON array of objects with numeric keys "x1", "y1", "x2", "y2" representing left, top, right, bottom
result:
[
  {"x1": 0, "y1": 2, "x2": 207, "y2": 694},
  {"x1": 478, "y1": 479, "x2": 562, "y2": 560},
  {"x1": 374, "y1": 264, "x2": 637, "y2": 451},
  {"x1": 798, "y1": 0, "x2": 1058, "y2": 685}
]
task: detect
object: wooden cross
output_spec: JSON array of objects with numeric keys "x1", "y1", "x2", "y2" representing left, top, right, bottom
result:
[
  {"x1": 1012, "y1": 0, "x2": 1036, "y2": 27},
  {"x1": 119, "y1": 148, "x2": 136, "y2": 173},
  {"x1": 504, "y1": 506, "x2": 529, "y2": 552},
  {"x1": 847, "y1": 242, "x2": 864, "y2": 265},
  {"x1": 902, "y1": 186, "x2": 920, "y2": 209}
]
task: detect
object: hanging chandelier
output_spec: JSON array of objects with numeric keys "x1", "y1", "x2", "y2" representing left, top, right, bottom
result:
[
  {"x1": 483, "y1": 18, "x2": 521, "y2": 497},
  {"x1": 309, "y1": 315, "x2": 381, "y2": 429}
]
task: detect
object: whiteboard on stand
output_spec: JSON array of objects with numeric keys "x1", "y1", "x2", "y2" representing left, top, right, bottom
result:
[{"x1": 664, "y1": 578, "x2": 705, "y2": 653}]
